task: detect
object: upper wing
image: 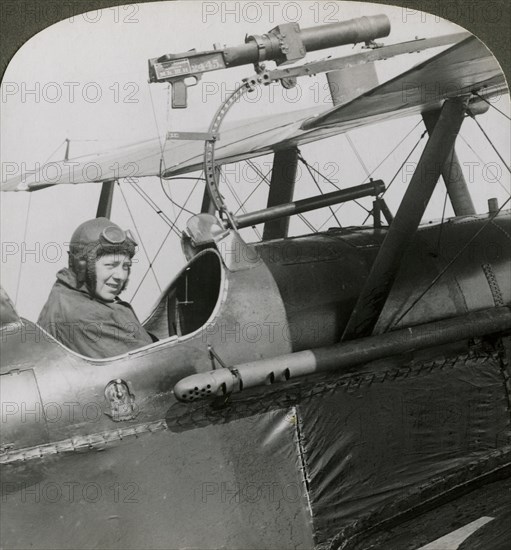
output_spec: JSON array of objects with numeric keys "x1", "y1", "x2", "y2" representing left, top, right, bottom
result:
[
  {"x1": 2, "y1": 36, "x2": 506, "y2": 192},
  {"x1": 301, "y1": 35, "x2": 506, "y2": 131}
]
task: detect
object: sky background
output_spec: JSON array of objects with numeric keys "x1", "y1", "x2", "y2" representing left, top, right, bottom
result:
[{"x1": 1, "y1": 0, "x2": 510, "y2": 322}]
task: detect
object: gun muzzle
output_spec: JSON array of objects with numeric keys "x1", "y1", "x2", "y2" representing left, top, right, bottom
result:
[{"x1": 293, "y1": 14, "x2": 391, "y2": 52}]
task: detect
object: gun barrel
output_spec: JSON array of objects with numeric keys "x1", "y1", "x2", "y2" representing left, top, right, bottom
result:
[
  {"x1": 224, "y1": 15, "x2": 391, "y2": 67},
  {"x1": 299, "y1": 14, "x2": 391, "y2": 51},
  {"x1": 174, "y1": 307, "x2": 511, "y2": 402},
  {"x1": 235, "y1": 180, "x2": 384, "y2": 229}
]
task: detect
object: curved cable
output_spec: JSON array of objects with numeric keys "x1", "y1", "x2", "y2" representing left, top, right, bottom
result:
[
  {"x1": 159, "y1": 178, "x2": 195, "y2": 216},
  {"x1": 126, "y1": 178, "x2": 179, "y2": 232}
]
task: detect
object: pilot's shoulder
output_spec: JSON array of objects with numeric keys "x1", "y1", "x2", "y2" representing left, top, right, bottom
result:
[
  {"x1": 48, "y1": 281, "x2": 100, "y2": 318},
  {"x1": 113, "y1": 298, "x2": 136, "y2": 310}
]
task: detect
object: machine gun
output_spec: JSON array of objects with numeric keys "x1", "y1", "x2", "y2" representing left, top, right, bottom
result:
[{"x1": 148, "y1": 14, "x2": 390, "y2": 107}]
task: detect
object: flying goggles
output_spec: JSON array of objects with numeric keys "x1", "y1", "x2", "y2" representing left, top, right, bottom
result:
[{"x1": 100, "y1": 226, "x2": 138, "y2": 246}]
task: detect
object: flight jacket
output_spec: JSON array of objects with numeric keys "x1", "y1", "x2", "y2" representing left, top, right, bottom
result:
[{"x1": 37, "y1": 268, "x2": 154, "y2": 358}]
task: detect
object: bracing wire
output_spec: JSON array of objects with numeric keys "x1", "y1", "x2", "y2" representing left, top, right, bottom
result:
[
  {"x1": 346, "y1": 133, "x2": 370, "y2": 178},
  {"x1": 361, "y1": 119, "x2": 424, "y2": 180},
  {"x1": 390, "y1": 195, "x2": 511, "y2": 330},
  {"x1": 246, "y1": 159, "x2": 317, "y2": 233},
  {"x1": 457, "y1": 134, "x2": 510, "y2": 196},
  {"x1": 121, "y1": 82, "x2": 173, "y2": 301},
  {"x1": 234, "y1": 164, "x2": 269, "y2": 215},
  {"x1": 297, "y1": 150, "x2": 369, "y2": 215},
  {"x1": 14, "y1": 194, "x2": 32, "y2": 307},
  {"x1": 130, "y1": 176, "x2": 201, "y2": 301},
  {"x1": 299, "y1": 154, "x2": 342, "y2": 228},
  {"x1": 127, "y1": 179, "x2": 180, "y2": 234},
  {"x1": 14, "y1": 139, "x2": 67, "y2": 306},
  {"x1": 298, "y1": 154, "x2": 341, "y2": 190},
  {"x1": 474, "y1": 92, "x2": 511, "y2": 122},
  {"x1": 470, "y1": 115, "x2": 511, "y2": 175},
  {"x1": 298, "y1": 153, "x2": 371, "y2": 215},
  {"x1": 321, "y1": 123, "x2": 427, "y2": 230},
  {"x1": 301, "y1": 120, "x2": 425, "y2": 230},
  {"x1": 435, "y1": 147, "x2": 456, "y2": 254},
  {"x1": 361, "y1": 128, "x2": 428, "y2": 226},
  {"x1": 118, "y1": 183, "x2": 162, "y2": 293},
  {"x1": 223, "y1": 172, "x2": 262, "y2": 240},
  {"x1": 381, "y1": 129, "x2": 429, "y2": 196}
]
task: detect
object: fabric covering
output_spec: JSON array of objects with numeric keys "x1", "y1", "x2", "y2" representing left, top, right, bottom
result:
[
  {"x1": 37, "y1": 268, "x2": 153, "y2": 358},
  {"x1": 295, "y1": 353, "x2": 510, "y2": 544},
  {"x1": 164, "y1": 350, "x2": 510, "y2": 547}
]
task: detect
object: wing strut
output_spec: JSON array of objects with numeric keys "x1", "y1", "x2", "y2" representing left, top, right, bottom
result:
[
  {"x1": 263, "y1": 148, "x2": 299, "y2": 240},
  {"x1": 422, "y1": 110, "x2": 476, "y2": 216},
  {"x1": 342, "y1": 98, "x2": 467, "y2": 341},
  {"x1": 96, "y1": 179, "x2": 115, "y2": 219}
]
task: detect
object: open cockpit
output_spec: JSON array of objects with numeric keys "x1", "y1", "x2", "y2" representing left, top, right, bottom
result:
[{"x1": 144, "y1": 250, "x2": 222, "y2": 340}]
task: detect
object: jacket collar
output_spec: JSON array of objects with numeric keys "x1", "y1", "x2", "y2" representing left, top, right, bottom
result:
[
  {"x1": 56, "y1": 267, "x2": 87, "y2": 293},
  {"x1": 56, "y1": 267, "x2": 125, "y2": 307}
]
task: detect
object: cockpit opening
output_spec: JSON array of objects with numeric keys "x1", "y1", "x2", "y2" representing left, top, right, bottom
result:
[{"x1": 144, "y1": 251, "x2": 222, "y2": 339}]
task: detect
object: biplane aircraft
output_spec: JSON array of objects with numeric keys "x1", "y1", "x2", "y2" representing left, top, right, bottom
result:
[{"x1": 1, "y1": 7, "x2": 510, "y2": 550}]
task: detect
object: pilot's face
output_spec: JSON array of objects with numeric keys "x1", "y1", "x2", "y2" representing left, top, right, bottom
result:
[{"x1": 94, "y1": 253, "x2": 131, "y2": 301}]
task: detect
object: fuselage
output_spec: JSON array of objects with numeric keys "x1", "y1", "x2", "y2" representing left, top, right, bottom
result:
[{"x1": 1, "y1": 211, "x2": 510, "y2": 457}]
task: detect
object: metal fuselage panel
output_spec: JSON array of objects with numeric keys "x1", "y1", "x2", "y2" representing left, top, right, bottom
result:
[
  {"x1": 0, "y1": 213, "x2": 509, "y2": 452},
  {"x1": 0, "y1": 249, "x2": 290, "y2": 450},
  {"x1": 257, "y1": 212, "x2": 511, "y2": 349},
  {"x1": 0, "y1": 213, "x2": 510, "y2": 550}
]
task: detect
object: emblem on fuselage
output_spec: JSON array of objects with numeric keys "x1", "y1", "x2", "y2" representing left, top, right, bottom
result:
[{"x1": 104, "y1": 378, "x2": 138, "y2": 422}]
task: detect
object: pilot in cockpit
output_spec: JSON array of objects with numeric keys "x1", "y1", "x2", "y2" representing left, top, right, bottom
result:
[{"x1": 37, "y1": 217, "x2": 155, "y2": 358}]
